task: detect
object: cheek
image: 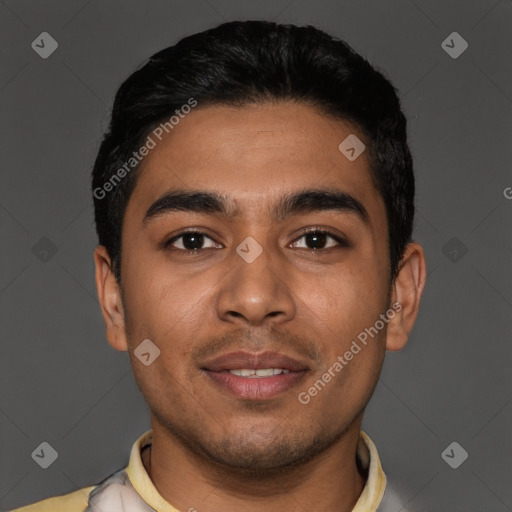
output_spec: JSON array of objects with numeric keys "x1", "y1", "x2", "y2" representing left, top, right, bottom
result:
[
  {"x1": 122, "y1": 261, "x2": 205, "y2": 338},
  {"x1": 301, "y1": 270, "x2": 389, "y2": 396},
  {"x1": 121, "y1": 268, "x2": 210, "y2": 383},
  {"x1": 130, "y1": 359, "x2": 187, "y2": 419},
  {"x1": 303, "y1": 265, "x2": 384, "y2": 333}
]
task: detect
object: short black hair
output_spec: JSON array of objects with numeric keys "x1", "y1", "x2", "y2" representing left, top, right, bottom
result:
[{"x1": 92, "y1": 20, "x2": 415, "y2": 284}]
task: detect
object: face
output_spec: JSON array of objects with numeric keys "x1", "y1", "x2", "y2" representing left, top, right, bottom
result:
[{"x1": 100, "y1": 102, "x2": 397, "y2": 471}]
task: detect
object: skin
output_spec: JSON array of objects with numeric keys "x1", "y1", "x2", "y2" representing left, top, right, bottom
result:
[{"x1": 94, "y1": 102, "x2": 426, "y2": 512}]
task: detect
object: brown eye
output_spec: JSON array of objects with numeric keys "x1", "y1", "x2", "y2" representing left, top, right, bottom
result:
[
  {"x1": 290, "y1": 229, "x2": 349, "y2": 250},
  {"x1": 165, "y1": 231, "x2": 222, "y2": 253}
]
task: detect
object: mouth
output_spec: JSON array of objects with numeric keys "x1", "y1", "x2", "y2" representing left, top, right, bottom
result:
[{"x1": 201, "y1": 351, "x2": 309, "y2": 400}]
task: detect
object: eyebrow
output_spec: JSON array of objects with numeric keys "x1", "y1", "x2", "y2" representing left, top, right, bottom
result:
[{"x1": 143, "y1": 188, "x2": 370, "y2": 225}]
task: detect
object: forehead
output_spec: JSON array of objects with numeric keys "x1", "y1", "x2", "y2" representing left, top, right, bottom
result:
[{"x1": 127, "y1": 102, "x2": 386, "y2": 228}]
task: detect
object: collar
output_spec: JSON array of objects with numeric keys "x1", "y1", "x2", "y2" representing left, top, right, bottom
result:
[{"x1": 125, "y1": 429, "x2": 387, "y2": 512}]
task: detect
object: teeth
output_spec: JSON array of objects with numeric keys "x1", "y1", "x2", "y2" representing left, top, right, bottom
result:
[{"x1": 229, "y1": 368, "x2": 290, "y2": 378}]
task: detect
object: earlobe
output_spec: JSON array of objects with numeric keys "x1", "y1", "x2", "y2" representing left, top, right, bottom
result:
[
  {"x1": 93, "y1": 246, "x2": 129, "y2": 352},
  {"x1": 385, "y1": 242, "x2": 427, "y2": 352}
]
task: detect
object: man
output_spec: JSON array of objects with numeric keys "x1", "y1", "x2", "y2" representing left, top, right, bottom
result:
[{"x1": 12, "y1": 20, "x2": 426, "y2": 512}]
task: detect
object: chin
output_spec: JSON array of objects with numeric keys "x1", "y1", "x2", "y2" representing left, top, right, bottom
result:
[{"x1": 199, "y1": 430, "x2": 324, "y2": 472}]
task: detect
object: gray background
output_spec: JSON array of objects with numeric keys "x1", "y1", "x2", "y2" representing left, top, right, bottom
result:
[{"x1": 1, "y1": 0, "x2": 511, "y2": 510}]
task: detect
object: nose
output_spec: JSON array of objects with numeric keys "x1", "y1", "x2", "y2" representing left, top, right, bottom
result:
[{"x1": 216, "y1": 241, "x2": 296, "y2": 326}]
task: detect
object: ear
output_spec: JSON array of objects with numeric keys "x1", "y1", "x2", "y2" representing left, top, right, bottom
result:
[
  {"x1": 386, "y1": 242, "x2": 427, "y2": 352},
  {"x1": 93, "y1": 245, "x2": 128, "y2": 352}
]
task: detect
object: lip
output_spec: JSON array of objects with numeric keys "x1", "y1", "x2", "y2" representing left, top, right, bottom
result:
[
  {"x1": 202, "y1": 350, "x2": 310, "y2": 372},
  {"x1": 201, "y1": 351, "x2": 310, "y2": 400}
]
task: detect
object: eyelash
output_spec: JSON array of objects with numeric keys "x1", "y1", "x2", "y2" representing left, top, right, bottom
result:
[{"x1": 164, "y1": 228, "x2": 349, "y2": 255}]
